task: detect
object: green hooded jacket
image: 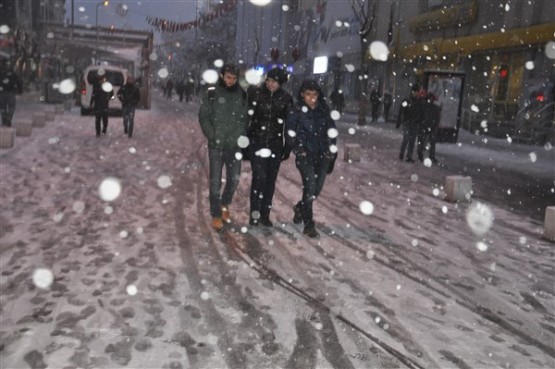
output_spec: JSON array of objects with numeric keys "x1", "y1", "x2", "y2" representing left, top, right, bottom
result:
[{"x1": 198, "y1": 81, "x2": 248, "y2": 150}]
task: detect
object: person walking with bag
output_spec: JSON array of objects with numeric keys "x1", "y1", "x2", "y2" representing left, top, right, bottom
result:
[
  {"x1": 247, "y1": 67, "x2": 294, "y2": 227},
  {"x1": 285, "y1": 80, "x2": 338, "y2": 239},
  {"x1": 117, "y1": 75, "x2": 141, "y2": 138},
  {"x1": 198, "y1": 63, "x2": 249, "y2": 231}
]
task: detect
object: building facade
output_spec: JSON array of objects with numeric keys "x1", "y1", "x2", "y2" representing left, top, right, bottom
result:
[{"x1": 232, "y1": 0, "x2": 554, "y2": 141}]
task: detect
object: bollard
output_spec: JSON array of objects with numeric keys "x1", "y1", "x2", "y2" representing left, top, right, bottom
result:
[
  {"x1": 45, "y1": 111, "x2": 55, "y2": 121},
  {"x1": 33, "y1": 112, "x2": 46, "y2": 127},
  {"x1": 344, "y1": 143, "x2": 361, "y2": 162},
  {"x1": 0, "y1": 127, "x2": 15, "y2": 149},
  {"x1": 15, "y1": 119, "x2": 33, "y2": 137},
  {"x1": 544, "y1": 206, "x2": 555, "y2": 242},
  {"x1": 445, "y1": 175, "x2": 472, "y2": 202}
]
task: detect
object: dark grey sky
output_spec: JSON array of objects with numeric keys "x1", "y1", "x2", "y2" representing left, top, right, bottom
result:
[{"x1": 66, "y1": 0, "x2": 198, "y2": 33}]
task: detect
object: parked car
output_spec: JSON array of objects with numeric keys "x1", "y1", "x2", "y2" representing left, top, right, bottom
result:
[{"x1": 79, "y1": 65, "x2": 127, "y2": 115}]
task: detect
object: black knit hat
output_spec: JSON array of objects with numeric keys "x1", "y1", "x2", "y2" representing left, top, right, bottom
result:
[{"x1": 266, "y1": 68, "x2": 288, "y2": 85}]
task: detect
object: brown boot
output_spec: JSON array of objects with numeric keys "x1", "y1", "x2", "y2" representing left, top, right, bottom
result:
[
  {"x1": 221, "y1": 206, "x2": 231, "y2": 223},
  {"x1": 212, "y1": 217, "x2": 224, "y2": 231}
]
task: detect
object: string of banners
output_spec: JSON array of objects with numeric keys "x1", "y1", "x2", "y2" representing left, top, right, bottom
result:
[{"x1": 146, "y1": 0, "x2": 238, "y2": 33}]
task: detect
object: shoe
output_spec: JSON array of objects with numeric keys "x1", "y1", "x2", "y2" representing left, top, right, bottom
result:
[
  {"x1": 406, "y1": 158, "x2": 415, "y2": 163},
  {"x1": 430, "y1": 157, "x2": 438, "y2": 163},
  {"x1": 221, "y1": 206, "x2": 231, "y2": 223},
  {"x1": 212, "y1": 217, "x2": 224, "y2": 231},
  {"x1": 303, "y1": 224, "x2": 320, "y2": 239},
  {"x1": 293, "y1": 205, "x2": 302, "y2": 224},
  {"x1": 260, "y1": 218, "x2": 273, "y2": 227},
  {"x1": 249, "y1": 218, "x2": 259, "y2": 226},
  {"x1": 96, "y1": 133, "x2": 100, "y2": 137},
  {"x1": 399, "y1": 154, "x2": 404, "y2": 160}
]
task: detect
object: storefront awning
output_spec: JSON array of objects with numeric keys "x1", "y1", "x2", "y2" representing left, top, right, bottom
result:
[{"x1": 397, "y1": 23, "x2": 555, "y2": 60}]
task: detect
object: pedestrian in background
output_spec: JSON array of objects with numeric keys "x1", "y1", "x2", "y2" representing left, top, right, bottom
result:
[
  {"x1": 90, "y1": 75, "x2": 114, "y2": 137},
  {"x1": 176, "y1": 79, "x2": 185, "y2": 102},
  {"x1": 198, "y1": 63, "x2": 249, "y2": 231},
  {"x1": 165, "y1": 78, "x2": 174, "y2": 99},
  {"x1": 370, "y1": 88, "x2": 381, "y2": 122},
  {"x1": 396, "y1": 83, "x2": 424, "y2": 162},
  {"x1": 330, "y1": 88, "x2": 345, "y2": 114},
  {"x1": 185, "y1": 78, "x2": 194, "y2": 103},
  {"x1": 285, "y1": 80, "x2": 338, "y2": 239},
  {"x1": 117, "y1": 75, "x2": 141, "y2": 138},
  {"x1": 383, "y1": 90, "x2": 392, "y2": 122},
  {"x1": 0, "y1": 58, "x2": 23, "y2": 127},
  {"x1": 247, "y1": 67, "x2": 294, "y2": 227},
  {"x1": 418, "y1": 92, "x2": 441, "y2": 162}
]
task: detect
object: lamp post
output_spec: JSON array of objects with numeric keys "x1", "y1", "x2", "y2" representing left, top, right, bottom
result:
[{"x1": 96, "y1": 0, "x2": 109, "y2": 43}]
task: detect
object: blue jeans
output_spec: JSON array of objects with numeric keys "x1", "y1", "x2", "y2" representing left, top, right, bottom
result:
[
  {"x1": 208, "y1": 148, "x2": 242, "y2": 218},
  {"x1": 122, "y1": 106, "x2": 136, "y2": 137},
  {"x1": 295, "y1": 151, "x2": 333, "y2": 225}
]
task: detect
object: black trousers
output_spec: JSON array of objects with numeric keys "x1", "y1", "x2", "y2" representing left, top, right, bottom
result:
[
  {"x1": 249, "y1": 141, "x2": 283, "y2": 221},
  {"x1": 95, "y1": 111, "x2": 108, "y2": 135},
  {"x1": 295, "y1": 151, "x2": 333, "y2": 226}
]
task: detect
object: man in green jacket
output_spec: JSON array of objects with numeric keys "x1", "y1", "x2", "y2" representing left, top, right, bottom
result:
[{"x1": 198, "y1": 63, "x2": 249, "y2": 231}]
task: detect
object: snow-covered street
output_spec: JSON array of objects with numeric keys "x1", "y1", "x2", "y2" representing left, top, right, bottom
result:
[{"x1": 1, "y1": 91, "x2": 554, "y2": 369}]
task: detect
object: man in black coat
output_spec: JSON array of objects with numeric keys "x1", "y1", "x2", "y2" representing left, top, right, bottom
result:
[
  {"x1": 247, "y1": 67, "x2": 294, "y2": 227},
  {"x1": 417, "y1": 93, "x2": 441, "y2": 162},
  {"x1": 117, "y1": 75, "x2": 141, "y2": 138},
  {"x1": 91, "y1": 75, "x2": 114, "y2": 136},
  {"x1": 396, "y1": 84, "x2": 424, "y2": 162},
  {"x1": 0, "y1": 58, "x2": 23, "y2": 127}
]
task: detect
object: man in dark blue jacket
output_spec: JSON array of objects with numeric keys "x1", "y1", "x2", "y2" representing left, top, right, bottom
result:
[{"x1": 285, "y1": 80, "x2": 338, "y2": 238}]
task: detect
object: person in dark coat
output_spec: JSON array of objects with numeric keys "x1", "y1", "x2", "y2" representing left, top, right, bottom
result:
[
  {"x1": 90, "y1": 75, "x2": 114, "y2": 137},
  {"x1": 117, "y1": 75, "x2": 141, "y2": 138},
  {"x1": 370, "y1": 89, "x2": 381, "y2": 122},
  {"x1": 417, "y1": 93, "x2": 441, "y2": 162},
  {"x1": 165, "y1": 78, "x2": 174, "y2": 99},
  {"x1": 396, "y1": 84, "x2": 424, "y2": 162},
  {"x1": 198, "y1": 63, "x2": 249, "y2": 231},
  {"x1": 329, "y1": 88, "x2": 345, "y2": 114},
  {"x1": 0, "y1": 58, "x2": 23, "y2": 127},
  {"x1": 285, "y1": 80, "x2": 338, "y2": 239},
  {"x1": 175, "y1": 79, "x2": 185, "y2": 102},
  {"x1": 382, "y1": 91, "x2": 393, "y2": 122},
  {"x1": 247, "y1": 67, "x2": 294, "y2": 227},
  {"x1": 185, "y1": 78, "x2": 194, "y2": 103}
]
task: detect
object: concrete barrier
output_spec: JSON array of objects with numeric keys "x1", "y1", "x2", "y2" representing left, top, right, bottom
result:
[
  {"x1": 344, "y1": 143, "x2": 361, "y2": 162},
  {"x1": 445, "y1": 175, "x2": 472, "y2": 202},
  {"x1": 33, "y1": 112, "x2": 46, "y2": 127},
  {"x1": 15, "y1": 120, "x2": 33, "y2": 137},
  {"x1": 0, "y1": 127, "x2": 15, "y2": 149},
  {"x1": 544, "y1": 206, "x2": 555, "y2": 242},
  {"x1": 45, "y1": 111, "x2": 55, "y2": 121}
]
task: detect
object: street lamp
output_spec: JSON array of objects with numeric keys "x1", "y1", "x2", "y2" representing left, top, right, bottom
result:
[{"x1": 96, "y1": 0, "x2": 109, "y2": 43}]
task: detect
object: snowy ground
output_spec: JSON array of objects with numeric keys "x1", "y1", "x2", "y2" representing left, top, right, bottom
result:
[{"x1": 0, "y1": 91, "x2": 554, "y2": 369}]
